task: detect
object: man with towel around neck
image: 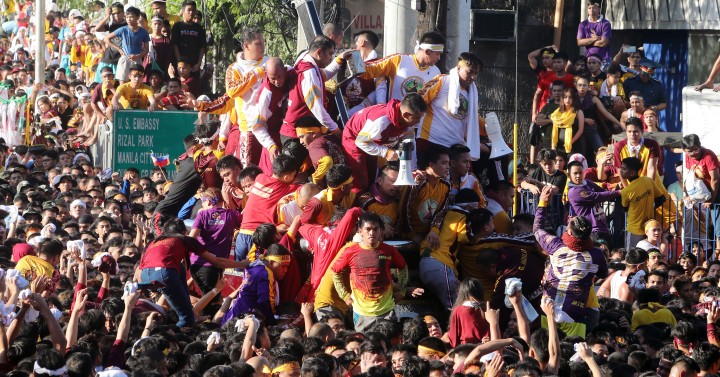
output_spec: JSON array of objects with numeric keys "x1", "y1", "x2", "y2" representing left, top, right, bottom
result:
[{"x1": 417, "y1": 52, "x2": 483, "y2": 167}]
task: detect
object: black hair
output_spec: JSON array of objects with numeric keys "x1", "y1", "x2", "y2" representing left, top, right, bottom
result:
[
  {"x1": 358, "y1": 211, "x2": 384, "y2": 229},
  {"x1": 692, "y1": 342, "x2": 720, "y2": 371},
  {"x1": 449, "y1": 143, "x2": 471, "y2": 161},
  {"x1": 683, "y1": 134, "x2": 701, "y2": 150},
  {"x1": 183, "y1": 134, "x2": 196, "y2": 150},
  {"x1": 567, "y1": 216, "x2": 592, "y2": 239},
  {"x1": 193, "y1": 121, "x2": 220, "y2": 146},
  {"x1": 37, "y1": 238, "x2": 63, "y2": 258},
  {"x1": 419, "y1": 31, "x2": 445, "y2": 46},
  {"x1": 467, "y1": 207, "x2": 493, "y2": 235},
  {"x1": 425, "y1": 145, "x2": 449, "y2": 167},
  {"x1": 454, "y1": 278, "x2": 485, "y2": 307},
  {"x1": 621, "y1": 157, "x2": 643, "y2": 174},
  {"x1": 400, "y1": 93, "x2": 427, "y2": 114},
  {"x1": 326, "y1": 164, "x2": 353, "y2": 188},
  {"x1": 403, "y1": 356, "x2": 430, "y2": 377},
  {"x1": 455, "y1": 188, "x2": 480, "y2": 205},
  {"x1": 553, "y1": 51, "x2": 570, "y2": 61},
  {"x1": 536, "y1": 148, "x2": 557, "y2": 163},
  {"x1": 401, "y1": 318, "x2": 429, "y2": 346},
  {"x1": 606, "y1": 64, "x2": 622, "y2": 75},
  {"x1": 236, "y1": 165, "x2": 261, "y2": 181},
  {"x1": 636, "y1": 288, "x2": 661, "y2": 305},
  {"x1": 354, "y1": 30, "x2": 379, "y2": 49},
  {"x1": 530, "y1": 328, "x2": 551, "y2": 363},
  {"x1": 671, "y1": 321, "x2": 698, "y2": 345},
  {"x1": 266, "y1": 243, "x2": 290, "y2": 257},
  {"x1": 34, "y1": 349, "x2": 66, "y2": 377},
  {"x1": 252, "y1": 223, "x2": 277, "y2": 250},
  {"x1": 309, "y1": 35, "x2": 335, "y2": 52},
  {"x1": 625, "y1": 116, "x2": 643, "y2": 130},
  {"x1": 272, "y1": 154, "x2": 299, "y2": 176},
  {"x1": 240, "y1": 28, "x2": 263, "y2": 47},
  {"x1": 66, "y1": 352, "x2": 94, "y2": 377}
]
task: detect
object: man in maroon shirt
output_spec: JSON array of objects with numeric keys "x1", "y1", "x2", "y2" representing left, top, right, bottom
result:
[{"x1": 683, "y1": 134, "x2": 720, "y2": 249}]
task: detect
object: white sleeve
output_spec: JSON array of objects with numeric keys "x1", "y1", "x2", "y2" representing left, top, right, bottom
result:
[
  {"x1": 355, "y1": 116, "x2": 392, "y2": 157},
  {"x1": 219, "y1": 113, "x2": 231, "y2": 139},
  {"x1": 301, "y1": 70, "x2": 339, "y2": 132},
  {"x1": 247, "y1": 87, "x2": 277, "y2": 150},
  {"x1": 323, "y1": 58, "x2": 343, "y2": 79},
  {"x1": 374, "y1": 78, "x2": 388, "y2": 105}
]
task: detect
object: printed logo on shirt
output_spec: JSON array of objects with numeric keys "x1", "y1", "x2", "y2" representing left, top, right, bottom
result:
[
  {"x1": 450, "y1": 93, "x2": 469, "y2": 120},
  {"x1": 401, "y1": 76, "x2": 425, "y2": 95},
  {"x1": 418, "y1": 198, "x2": 438, "y2": 224}
]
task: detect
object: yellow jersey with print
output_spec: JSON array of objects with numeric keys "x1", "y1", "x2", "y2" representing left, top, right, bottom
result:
[
  {"x1": 418, "y1": 74, "x2": 473, "y2": 147},
  {"x1": 356, "y1": 191, "x2": 399, "y2": 229},
  {"x1": 402, "y1": 177, "x2": 450, "y2": 236},
  {"x1": 449, "y1": 172, "x2": 487, "y2": 208},
  {"x1": 621, "y1": 176, "x2": 661, "y2": 235},
  {"x1": 362, "y1": 54, "x2": 440, "y2": 101},
  {"x1": 16, "y1": 255, "x2": 55, "y2": 280},
  {"x1": 419, "y1": 208, "x2": 472, "y2": 276},
  {"x1": 309, "y1": 189, "x2": 356, "y2": 227},
  {"x1": 116, "y1": 83, "x2": 155, "y2": 110}
]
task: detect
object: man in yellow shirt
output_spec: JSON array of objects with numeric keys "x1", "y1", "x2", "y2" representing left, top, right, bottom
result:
[
  {"x1": 108, "y1": 63, "x2": 156, "y2": 118},
  {"x1": 620, "y1": 156, "x2": 665, "y2": 249},
  {"x1": 16, "y1": 239, "x2": 64, "y2": 290},
  {"x1": 418, "y1": 189, "x2": 488, "y2": 310}
]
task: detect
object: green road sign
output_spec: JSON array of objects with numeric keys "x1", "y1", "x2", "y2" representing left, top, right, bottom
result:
[{"x1": 112, "y1": 110, "x2": 197, "y2": 179}]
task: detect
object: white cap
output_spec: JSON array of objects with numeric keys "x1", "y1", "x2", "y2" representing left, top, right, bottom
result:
[{"x1": 70, "y1": 199, "x2": 86, "y2": 208}]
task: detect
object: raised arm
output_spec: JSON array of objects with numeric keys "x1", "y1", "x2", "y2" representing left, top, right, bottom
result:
[
  {"x1": 541, "y1": 298, "x2": 560, "y2": 375},
  {"x1": 65, "y1": 288, "x2": 88, "y2": 349}
]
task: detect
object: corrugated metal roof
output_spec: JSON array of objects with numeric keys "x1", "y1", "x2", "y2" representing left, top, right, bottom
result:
[{"x1": 606, "y1": 0, "x2": 720, "y2": 30}]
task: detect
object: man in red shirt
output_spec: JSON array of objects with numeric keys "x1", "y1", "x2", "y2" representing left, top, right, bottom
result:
[
  {"x1": 234, "y1": 154, "x2": 299, "y2": 260},
  {"x1": 533, "y1": 51, "x2": 574, "y2": 118},
  {"x1": 341, "y1": 93, "x2": 426, "y2": 193},
  {"x1": 683, "y1": 134, "x2": 720, "y2": 249},
  {"x1": 138, "y1": 217, "x2": 248, "y2": 327},
  {"x1": 331, "y1": 212, "x2": 408, "y2": 332}
]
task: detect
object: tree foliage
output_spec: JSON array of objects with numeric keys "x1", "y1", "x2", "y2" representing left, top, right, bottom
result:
[{"x1": 206, "y1": 0, "x2": 298, "y2": 64}]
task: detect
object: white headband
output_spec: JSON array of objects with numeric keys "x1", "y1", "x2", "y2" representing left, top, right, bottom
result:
[
  {"x1": 34, "y1": 361, "x2": 68, "y2": 376},
  {"x1": 195, "y1": 127, "x2": 220, "y2": 144},
  {"x1": 415, "y1": 41, "x2": 444, "y2": 53},
  {"x1": 630, "y1": 94, "x2": 643, "y2": 100}
]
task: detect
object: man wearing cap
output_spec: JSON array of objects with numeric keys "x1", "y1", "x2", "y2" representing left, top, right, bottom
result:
[
  {"x1": 195, "y1": 29, "x2": 267, "y2": 166},
  {"x1": 149, "y1": 0, "x2": 180, "y2": 28},
  {"x1": 623, "y1": 61, "x2": 667, "y2": 112},
  {"x1": 52, "y1": 175, "x2": 75, "y2": 196},
  {"x1": 576, "y1": 1, "x2": 612, "y2": 59},
  {"x1": 360, "y1": 31, "x2": 444, "y2": 102}
]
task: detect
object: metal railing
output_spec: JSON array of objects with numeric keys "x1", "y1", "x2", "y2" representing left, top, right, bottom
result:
[{"x1": 516, "y1": 189, "x2": 715, "y2": 263}]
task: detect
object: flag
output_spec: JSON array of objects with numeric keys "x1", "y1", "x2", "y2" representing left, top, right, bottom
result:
[{"x1": 151, "y1": 153, "x2": 170, "y2": 168}]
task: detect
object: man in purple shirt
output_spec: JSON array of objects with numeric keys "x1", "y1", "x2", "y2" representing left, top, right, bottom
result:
[
  {"x1": 188, "y1": 191, "x2": 242, "y2": 295},
  {"x1": 576, "y1": 1, "x2": 612, "y2": 59},
  {"x1": 534, "y1": 186, "x2": 608, "y2": 336},
  {"x1": 567, "y1": 159, "x2": 620, "y2": 244}
]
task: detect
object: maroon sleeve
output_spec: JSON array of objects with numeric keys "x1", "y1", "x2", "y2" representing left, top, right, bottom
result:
[
  {"x1": 104, "y1": 339, "x2": 126, "y2": 368},
  {"x1": 70, "y1": 282, "x2": 88, "y2": 312},
  {"x1": 96, "y1": 286, "x2": 108, "y2": 303},
  {"x1": 709, "y1": 323, "x2": 719, "y2": 347},
  {"x1": 447, "y1": 308, "x2": 462, "y2": 348},
  {"x1": 90, "y1": 85, "x2": 102, "y2": 104},
  {"x1": 613, "y1": 141, "x2": 624, "y2": 168},
  {"x1": 300, "y1": 197, "x2": 322, "y2": 225}
]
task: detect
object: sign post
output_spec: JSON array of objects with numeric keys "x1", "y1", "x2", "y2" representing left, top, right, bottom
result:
[{"x1": 112, "y1": 110, "x2": 198, "y2": 179}]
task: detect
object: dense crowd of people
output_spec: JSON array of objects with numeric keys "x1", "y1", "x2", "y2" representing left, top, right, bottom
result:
[{"x1": 0, "y1": 1, "x2": 719, "y2": 377}]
